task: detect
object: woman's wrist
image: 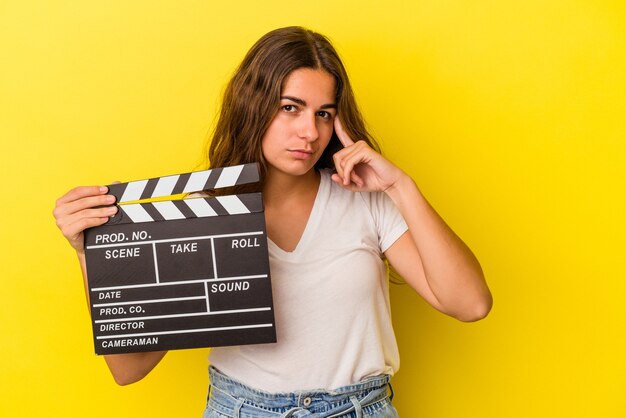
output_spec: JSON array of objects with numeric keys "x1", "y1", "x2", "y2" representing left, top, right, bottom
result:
[{"x1": 384, "y1": 171, "x2": 421, "y2": 202}]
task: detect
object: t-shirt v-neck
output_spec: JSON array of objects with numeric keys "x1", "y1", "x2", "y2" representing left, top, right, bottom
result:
[{"x1": 266, "y1": 170, "x2": 328, "y2": 259}]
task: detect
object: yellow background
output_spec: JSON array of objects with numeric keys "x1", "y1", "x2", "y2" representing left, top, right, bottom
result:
[{"x1": 1, "y1": 1, "x2": 625, "y2": 417}]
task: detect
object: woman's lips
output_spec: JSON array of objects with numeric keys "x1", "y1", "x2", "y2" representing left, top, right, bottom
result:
[{"x1": 288, "y1": 149, "x2": 314, "y2": 159}]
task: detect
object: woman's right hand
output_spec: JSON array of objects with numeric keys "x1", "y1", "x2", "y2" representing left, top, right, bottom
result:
[{"x1": 53, "y1": 186, "x2": 118, "y2": 253}]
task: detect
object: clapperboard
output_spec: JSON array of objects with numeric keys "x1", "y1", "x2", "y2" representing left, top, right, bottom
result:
[{"x1": 83, "y1": 163, "x2": 276, "y2": 355}]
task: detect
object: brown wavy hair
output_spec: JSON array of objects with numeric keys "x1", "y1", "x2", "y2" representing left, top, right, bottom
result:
[{"x1": 207, "y1": 26, "x2": 380, "y2": 193}]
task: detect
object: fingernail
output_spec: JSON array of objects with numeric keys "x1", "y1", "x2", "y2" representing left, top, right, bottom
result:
[
  {"x1": 99, "y1": 186, "x2": 108, "y2": 193},
  {"x1": 107, "y1": 206, "x2": 117, "y2": 214},
  {"x1": 105, "y1": 195, "x2": 115, "y2": 203}
]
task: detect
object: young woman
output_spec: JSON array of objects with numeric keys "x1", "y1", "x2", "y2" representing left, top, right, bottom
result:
[{"x1": 54, "y1": 26, "x2": 492, "y2": 417}]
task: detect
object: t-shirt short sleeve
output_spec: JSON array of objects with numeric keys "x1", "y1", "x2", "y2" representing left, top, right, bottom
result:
[{"x1": 361, "y1": 191, "x2": 408, "y2": 253}]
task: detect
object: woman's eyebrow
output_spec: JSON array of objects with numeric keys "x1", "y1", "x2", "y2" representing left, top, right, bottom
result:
[
  {"x1": 281, "y1": 96, "x2": 337, "y2": 109},
  {"x1": 280, "y1": 95, "x2": 306, "y2": 106}
]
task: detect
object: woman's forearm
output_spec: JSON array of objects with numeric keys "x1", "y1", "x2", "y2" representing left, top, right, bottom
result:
[{"x1": 385, "y1": 173, "x2": 492, "y2": 321}]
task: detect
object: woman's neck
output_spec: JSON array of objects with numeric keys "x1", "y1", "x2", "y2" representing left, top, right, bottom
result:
[{"x1": 263, "y1": 168, "x2": 320, "y2": 208}]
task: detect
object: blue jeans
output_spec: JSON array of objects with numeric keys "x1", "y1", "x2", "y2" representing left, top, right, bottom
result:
[{"x1": 203, "y1": 366, "x2": 399, "y2": 418}]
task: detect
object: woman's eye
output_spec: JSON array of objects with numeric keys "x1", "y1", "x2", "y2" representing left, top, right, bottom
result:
[
  {"x1": 282, "y1": 105, "x2": 297, "y2": 112},
  {"x1": 317, "y1": 111, "x2": 331, "y2": 120}
]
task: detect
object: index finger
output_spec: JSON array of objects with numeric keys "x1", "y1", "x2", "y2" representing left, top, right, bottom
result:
[
  {"x1": 334, "y1": 117, "x2": 356, "y2": 148},
  {"x1": 56, "y1": 185, "x2": 109, "y2": 205}
]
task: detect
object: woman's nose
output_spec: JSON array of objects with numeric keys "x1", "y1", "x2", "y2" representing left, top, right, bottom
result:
[{"x1": 297, "y1": 114, "x2": 319, "y2": 142}]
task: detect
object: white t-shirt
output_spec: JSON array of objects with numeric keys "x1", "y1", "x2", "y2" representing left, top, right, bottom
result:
[{"x1": 209, "y1": 169, "x2": 408, "y2": 392}]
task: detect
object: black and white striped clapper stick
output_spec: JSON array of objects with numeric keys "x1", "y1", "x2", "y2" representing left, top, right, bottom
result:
[
  {"x1": 83, "y1": 162, "x2": 276, "y2": 355},
  {"x1": 106, "y1": 163, "x2": 262, "y2": 224}
]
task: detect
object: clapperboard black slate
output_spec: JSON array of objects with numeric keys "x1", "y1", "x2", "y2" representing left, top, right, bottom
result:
[{"x1": 83, "y1": 163, "x2": 276, "y2": 355}]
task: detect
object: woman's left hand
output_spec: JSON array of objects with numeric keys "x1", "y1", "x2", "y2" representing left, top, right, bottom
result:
[
  {"x1": 332, "y1": 117, "x2": 404, "y2": 192},
  {"x1": 333, "y1": 117, "x2": 491, "y2": 321}
]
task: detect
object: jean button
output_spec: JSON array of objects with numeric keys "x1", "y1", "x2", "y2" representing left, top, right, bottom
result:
[{"x1": 303, "y1": 397, "x2": 312, "y2": 406}]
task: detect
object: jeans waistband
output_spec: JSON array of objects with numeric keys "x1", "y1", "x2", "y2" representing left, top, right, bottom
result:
[{"x1": 208, "y1": 366, "x2": 392, "y2": 417}]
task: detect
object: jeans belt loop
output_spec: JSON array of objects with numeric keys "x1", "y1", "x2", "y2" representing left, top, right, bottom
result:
[
  {"x1": 233, "y1": 398, "x2": 244, "y2": 418},
  {"x1": 350, "y1": 395, "x2": 362, "y2": 418}
]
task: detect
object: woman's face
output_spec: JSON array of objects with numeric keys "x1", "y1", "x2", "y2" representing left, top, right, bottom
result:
[{"x1": 261, "y1": 68, "x2": 337, "y2": 178}]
